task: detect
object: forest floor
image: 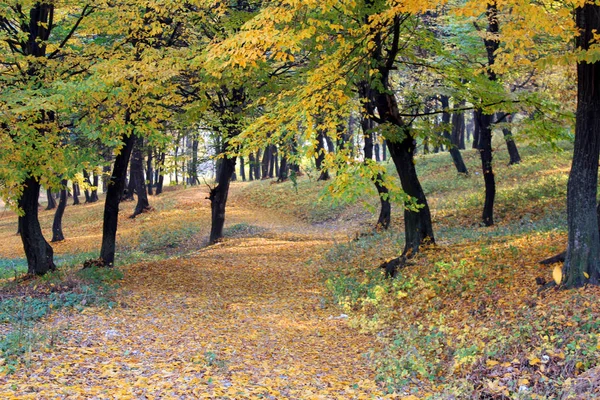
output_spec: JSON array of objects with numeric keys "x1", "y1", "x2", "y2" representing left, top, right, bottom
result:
[
  {"x1": 0, "y1": 186, "x2": 392, "y2": 399},
  {"x1": 1, "y1": 143, "x2": 600, "y2": 399}
]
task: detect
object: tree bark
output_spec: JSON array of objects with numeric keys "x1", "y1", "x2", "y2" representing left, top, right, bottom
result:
[
  {"x1": 476, "y1": 2, "x2": 500, "y2": 227},
  {"x1": 278, "y1": 154, "x2": 289, "y2": 182},
  {"x1": 46, "y1": 188, "x2": 57, "y2": 210},
  {"x1": 315, "y1": 130, "x2": 330, "y2": 181},
  {"x1": 496, "y1": 112, "x2": 521, "y2": 165},
  {"x1": 369, "y1": 18, "x2": 434, "y2": 255},
  {"x1": 563, "y1": 3, "x2": 600, "y2": 288},
  {"x1": 441, "y1": 96, "x2": 468, "y2": 174},
  {"x1": 19, "y1": 177, "x2": 56, "y2": 275},
  {"x1": 147, "y1": 146, "x2": 154, "y2": 195},
  {"x1": 130, "y1": 136, "x2": 151, "y2": 218},
  {"x1": 209, "y1": 152, "x2": 237, "y2": 244},
  {"x1": 90, "y1": 173, "x2": 99, "y2": 202},
  {"x1": 248, "y1": 153, "x2": 255, "y2": 181},
  {"x1": 100, "y1": 130, "x2": 136, "y2": 266},
  {"x1": 476, "y1": 110, "x2": 496, "y2": 226},
  {"x1": 239, "y1": 156, "x2": 246, "y2": 181},
  {"x1": 261, "y1": 145, "x2": 271, "y2": 179},
  {"x1": 155, "y1": 151, "x2": 165, "y2": 195},
  {"x1": 72, "y1": 182, "x2": 80, "y2": 205},
  {"x1": 472, "y1": 111, "x2": 481, "y2": 149},
  {"x1": 51, "y1": 179, "x2": 68, "y2": 242}
]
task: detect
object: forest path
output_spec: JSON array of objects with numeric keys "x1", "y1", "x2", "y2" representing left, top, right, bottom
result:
[{"x1": 0, "y1": 186, "x2": 389, "y2": 399}]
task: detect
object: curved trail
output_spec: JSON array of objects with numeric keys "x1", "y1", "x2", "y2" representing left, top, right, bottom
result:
[{"x1": 0, "y1": 187, "x2": 387, "y2": 399}]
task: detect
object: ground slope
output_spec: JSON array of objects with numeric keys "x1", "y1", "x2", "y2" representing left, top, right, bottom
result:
[{"x1": 0, "y1": 187, "x2": 389, "y2": 399}]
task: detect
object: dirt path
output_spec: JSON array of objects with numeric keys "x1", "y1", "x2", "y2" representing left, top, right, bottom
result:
[{"x1": 0, "y1": 192, "x2": 388, "y2": 399}]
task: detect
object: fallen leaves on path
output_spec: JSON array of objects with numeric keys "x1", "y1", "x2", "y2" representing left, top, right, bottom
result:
[{"x1": 0, "y1": 188, "x2": 397, "y2": 399}]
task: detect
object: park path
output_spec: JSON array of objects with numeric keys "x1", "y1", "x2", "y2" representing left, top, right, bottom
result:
[{"x1": 0, "y1": 189, "x2": 389, "y2": 399}]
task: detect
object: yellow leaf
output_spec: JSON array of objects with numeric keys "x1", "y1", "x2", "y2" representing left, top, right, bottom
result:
[
  {"x1": 552, "y1": 265, "x2": 563, "y2": 285},
  {"x1": 584, "y1": 272, "x2": 590, "y2": 279},
  {"x1": 486, "y1": 359, "x2": 500, "y2": 367},
  {"x1": 529, "y1": 357, "x2": 541, "y2": 366}
]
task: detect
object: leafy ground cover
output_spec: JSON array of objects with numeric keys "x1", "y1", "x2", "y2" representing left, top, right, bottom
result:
[{"x1": 0, "y1": 142, "x2": 598, "y2": 399}]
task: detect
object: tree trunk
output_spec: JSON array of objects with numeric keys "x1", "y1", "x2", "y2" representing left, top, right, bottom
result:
[
  {"x1": 72, "y1": 182, "x2": 80, "y2": 205},
  {"x1": 51, "y1": 179, "x2": 68, "y2": 242},
  {"x1": 278, "y1": 154, "x2": 289, "y2": 182},
  {"x1": 100, "y1": 130, "x2": 136, "y2": 266},
  {"x1": 441, "y1": 96, "x2": 468, "y2": 174},
  {"x1": 209, "y1": 153, "x2": 237, "y2": 244},
  {"x1": 261, "y1": 145, "x2": 271, "y2": 179},
  {"x1": 472, "y1": 111, "x2": 481, "y2": 149},
  {"x1": 452, "y1": 101, "x2": 467, "y2": 150},
  {"x1": 254, "y1": 150, "x2": 262, "y2": 180},
  {"x1": 130, "y1": 137, "x2": 151, "y2": 218},
  {"x1": 369, "y1": 17, "x2": 433, "y2": 256},
  {"x1": 476, "y1": 110, "x2": 496, "y2": 226},
  {"x1": 155, "y1": 152, "x2": 165, "y2": 195},
  {"x1": 315, "y1": 130, "x2": 330, "y2": 181},
  {"x1": 239, "y1": 156, "x2": 246, "y2": 181},
  {"x1": 147, "y1": 147, "x2": 154, "y2": 195},
  {"x1": 269, "y1": 145, "x2": 277, "y2": 178},
  {"x1": 248, "y1": 153, "x2": 255, "y2": 181},
  {"x1": 563, "y1": 3, "x2": 600, "y2": 288},
  {"x1": 475, "y1": 2, "x2": 500, "y2": 227},
  {"x1": 19, "y1": 177, "x2": 56, "y2": 275},
  {"x1": 362, "y1": 115, "x2": 391, "y2": 230},
  {"x1": 124, "y1": 163, "x2": 135, "y2": 201},
  {"x1": 46, "y1": 188, "x2": 56, "y2": 210},
  {"x1": 191, "y1": 137, "x2": 199, "y2": 185},
  {"x1": 90, "y1": 173, "x2": 99, "y2": 202},
  {"x1": 382, "y1": 140, "x2": 387, "y2": 161},
  {"x1": 496, "y1": 112, "x2": 521, "y2": 165}
]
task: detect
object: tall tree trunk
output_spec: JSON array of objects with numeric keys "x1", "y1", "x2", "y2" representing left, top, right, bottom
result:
[
  {"x1": 382, "y1": 140, "x2": 387, "y2": 161},
  {"x1": 472, "y1": 111, "x2": 481, "y2": 149},
  {"x1": 496, "y1": 112, "x2": 521, "y2": 165},
  {"x1": 100, "y1": 129, "x2": 136, "y2": 267},
  {"x1": 72, "y1": 182, "x2": 80, "y2": 205},
  {"x1": 248, "y1": 153, "x2": 255, "y2": 181},
  {"x1": 563, "y1": 3, "x2": 600, "y2": 288},
  {"x1": 441, "y1": 96, "x2": 469, "y2": 174},
  {"x1": 239, "y1": 156, "x2": 246, "y2": 181},
  {"x1": 19, "y1": 177, "x2": 56, "y2": 275},
  {"x1": 370, "y1": 18, "x2": 434, "y2": 256},
  {"x1": 51, "y1": 179, "x2": 68, "y2": 242},
  {"x1": 315, "y1": 130, "x2": 330, "y2": 181},
  {"x1": 269, "y1": 145, "x2": 277, "y2": 178},
  {"x1": 147, "y1": 147, "x2": 154, "y2": 195},
  {"x1": 46, "y1": 188, "x2": 56, "y2": 210},
  {"x1": 476, "y1": 110, "x2": 496, "y2": 227},
  {"x1": 374, "y1": 141, "x2": 381, "y2": 162},
  {"x1": 255, "y1": 150, "x2": 262, "y2": 179},
  {"x1": 278, "y1": 154, "x2": 289, "y2": 182},
  {"x1": 90, "y1": 173, "x2": 99, "y2": 202},
  {"x1": 362, "y1": 113, "x2": 391, "y2": 229},
  {"x1": 130, "y1": 137, "x2": 151, "y2": 218},
  {"x1": 261, "y1": 145, "x2": 271, "y2": 179},
  {"x1": 191, "y1": 137, "x2": 199, "y2": 185},
  {"x1": 155, "y1": 152, "x2": 165, "y2": 195},
  {"x1": 476, "y1": 2, "x2": 500, "y2": 227},
  {"x1": 452, "y1": 101, "x2": 467, "y2": 150},
  {"x1": 209, "y1": 151, "x2": 237, "y2": 244},
  {"x1": 124, "y1": 162, "x2": 135, "y2": 201}
]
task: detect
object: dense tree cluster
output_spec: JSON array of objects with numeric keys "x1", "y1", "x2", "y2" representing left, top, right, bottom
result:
[{"x1": 1, "y1": 1, "x2": 598, "y2": 288}]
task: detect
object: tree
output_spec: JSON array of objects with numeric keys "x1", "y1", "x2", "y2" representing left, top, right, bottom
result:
[
  {"x1": 562, "y1": 2, "x2": 600, "y2": 288},
  {"x1": 51, "y1": 179, "x2": 68, "y2": 242},
  {"x1": 0, "y1": 1, "x2": 95, "y2": 275}
]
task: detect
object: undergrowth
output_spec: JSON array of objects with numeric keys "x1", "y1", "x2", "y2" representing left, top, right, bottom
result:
[
  {"x1": 0, "y1": 265, "x2": 122, "y2": 373},
  {"x1": 318, "y1": 142, "x2": 600, "y2": 398}
]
